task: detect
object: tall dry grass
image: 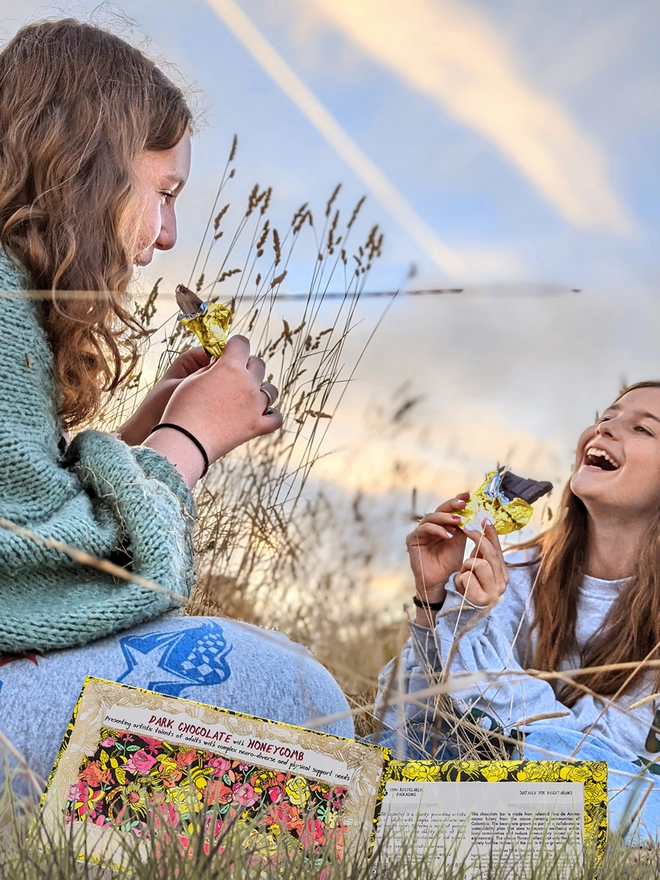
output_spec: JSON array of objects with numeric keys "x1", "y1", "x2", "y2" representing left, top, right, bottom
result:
[
  {"x1": 82, "y1": 137, "x2": 660, "y2": 765},
  {"x1": 4, "y1": 140, "x2": 660, "y2": 875},
  {"x1": 95, "y1": 137, "x2": 395, "y2": 722}
]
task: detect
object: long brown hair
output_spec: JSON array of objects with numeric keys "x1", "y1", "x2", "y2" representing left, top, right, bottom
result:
[
  {"x1": 520, "y1": 381, "x2": 660, "y2": 705},
  {"x1": 0, "y1": 19, "x2": 192, "y2": 428}
]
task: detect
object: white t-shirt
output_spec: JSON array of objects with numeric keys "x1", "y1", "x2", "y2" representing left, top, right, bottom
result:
[{"x1": 435, "y1": 549, "x2": 658, "y2": 766}]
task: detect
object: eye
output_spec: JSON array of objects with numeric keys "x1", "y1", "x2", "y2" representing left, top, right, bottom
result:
[
  {"x1": 634, "y1": 425, "x2": 654, "y2": 436},
  {"x1": 159, "y1": 191, "x2": 174, "y2": 204}
]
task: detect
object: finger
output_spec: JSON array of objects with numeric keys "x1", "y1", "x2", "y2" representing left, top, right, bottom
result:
[
  {"x1": 459, "y1": 556, "x2": 490, "y2": 576},
  {"x1": 259, "y1": 407, "x2": 283, "y2": 432},
  {"x1": 417, "y1": 511, "x2": 465, "y2": 529},
  {"x1": 220, "y1": 335, "x2": 250, "y2": 364},
  {"x1": 163, "y1": 346, "x2": 210, "y2": 379},
  {"x1": 433, "y1": 494, "x2": 470, "y2": 514},
  {"x1": 482, "y1": 523, "x2": 508, "y2": 579},
  {"x1": 459, "y1": 557, "x2": 504, "y2": 602},
  {"x1": 455, "y1": 569, "x2": 481, "y2": 597},
  {"x1": 465, "y1": 524, "x2": 505, "y2": 572},
  {"x1": 463, "y1": 525, "x2": 489, "y2": 558},
  {"x1": 259, "y1": 382, "x2": 279, "y2": 410},
  {"x1": 463, "y1": 523, "x2": 500, "y2": 559},
  {"x1": 457, "y1": 561, "x2": 494, "y2": 598},
  {"x1": 411, "y1": 522, "x2": 458, "y2": 541},
  {"x1": 407, "y1": 522, "x2": 457, "y2": 543},
  {"x1": 183, "y1": 346, "x2": 211, "y2": 370},
  {"x1": 246, "y1": 356, "x2": 266, "y2": 383},
  {"x1": 460, "y1": 565, "x2": 496, "y2": 596},
  {"x1": 455, "y1": 571, "x2": 489, "y2": 606}
]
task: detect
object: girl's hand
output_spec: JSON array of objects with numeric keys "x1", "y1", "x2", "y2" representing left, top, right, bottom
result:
[
  {"x1": 406, "y1": 494, "x2": 470, "y2": 617},
  {"x1": 118, "y1": 347, "x2": 210, "y2": 446},
  {"x1": 142, "y1": 336, "x2": 282, "y2": 487},
  {"x1": 455, "y1": 523, "x2": 509, "y2": 606}
]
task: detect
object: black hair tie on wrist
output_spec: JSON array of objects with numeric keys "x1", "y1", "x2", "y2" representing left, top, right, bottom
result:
[
  {"x1": 412, "y1": 595, "x2": 444, "y2": 611},
  {"x1": 149, "y1": 423, "x2": 209, "y2": 478}
]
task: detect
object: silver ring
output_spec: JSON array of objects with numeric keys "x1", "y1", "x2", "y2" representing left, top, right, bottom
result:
[{"x1": 261, "y1": 386, "x2": 274, "y2": 416}]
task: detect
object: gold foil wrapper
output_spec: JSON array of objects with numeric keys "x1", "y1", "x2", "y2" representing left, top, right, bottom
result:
[
  {"x1": 455, "y1": 469, "x2": 534, "y2": 535},
  {"x1": 179, "y1": 301, "x2": 232, "y2": 358}
]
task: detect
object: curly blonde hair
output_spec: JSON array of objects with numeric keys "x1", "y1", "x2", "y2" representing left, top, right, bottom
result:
[{"x1": 0, "y1": 19, "x2": 192, "y2": 428}]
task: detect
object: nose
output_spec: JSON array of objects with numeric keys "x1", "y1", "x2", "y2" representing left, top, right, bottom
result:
[
  {"x1": 596, "y1": 418, "x2": 618, "y2": 440},
  {"x1": 154, "y1": 207, "x2": 177, "y2": 252}
]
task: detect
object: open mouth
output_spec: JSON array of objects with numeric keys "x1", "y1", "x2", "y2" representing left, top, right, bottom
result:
[{"x1": 584, "y1": 447, "x2": 620, "y2": 472}]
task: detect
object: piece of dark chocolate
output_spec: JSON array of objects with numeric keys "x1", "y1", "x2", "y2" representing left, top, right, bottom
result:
[
  {"x1": 175, "y1": 284, "x2": 203, "y2": 317},
  {"x1": 500, "y1": 471, "x2": 553, "y2": 505}
]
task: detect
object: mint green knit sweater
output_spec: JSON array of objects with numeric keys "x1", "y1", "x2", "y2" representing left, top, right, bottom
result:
[{"x1": 0, "y1": 251, "x2": 196, "y2": 653}]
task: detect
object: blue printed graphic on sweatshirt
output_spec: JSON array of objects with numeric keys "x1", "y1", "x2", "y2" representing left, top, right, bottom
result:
[{"x1": 118, "y1": 622, "x2": 232, "y2": 697}]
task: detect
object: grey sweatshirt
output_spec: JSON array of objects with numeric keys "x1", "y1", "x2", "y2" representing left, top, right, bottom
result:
[{"x1": 375, "y1": 549, "x2": 660, "y2": 769}]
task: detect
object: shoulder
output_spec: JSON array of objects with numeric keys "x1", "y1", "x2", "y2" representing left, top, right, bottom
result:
[
  {"x1": 0, "y1": 246, "x2": 43, "y2": 334},
  {"x1": 0, "y1": 247, "x2": 31, "y2": 292},
  {"x1": 0, "y1": 248, "x2": 60, "y2": 431},
  {"x1": 0, "y1": 248, "x2": 52, "y2": 358},
  {"x1": 501, "y1": 543, "x2": 540, "y2": 603}
]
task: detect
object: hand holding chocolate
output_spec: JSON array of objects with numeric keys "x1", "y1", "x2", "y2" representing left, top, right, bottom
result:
[
  {"x1": 175, "y1": 284, "x2": 232, "y2": 358},
  {"x1": 454, "y1": 467, "x2": 553, "y2": 535}
]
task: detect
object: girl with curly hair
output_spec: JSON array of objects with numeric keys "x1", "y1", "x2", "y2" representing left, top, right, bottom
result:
[{"x1": 0, "y1": 18, "x2": 352, "y2": 789}]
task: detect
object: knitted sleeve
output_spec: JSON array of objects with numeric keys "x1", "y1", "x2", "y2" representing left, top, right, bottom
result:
[{"x1": 0, "y1": 274, "x2": 196, "y2": 653}]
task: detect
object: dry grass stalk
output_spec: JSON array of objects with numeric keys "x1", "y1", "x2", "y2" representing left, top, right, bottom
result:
[
  {"x1": 91, "y1": 137, "x2": 389, "y2": 710},
  {"x1": 7, "y1": 140, "x2": 660, "y2": 828}
]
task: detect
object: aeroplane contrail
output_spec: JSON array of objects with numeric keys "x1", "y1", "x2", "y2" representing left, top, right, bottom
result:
[{"x1": 204, "y1": 0, "x2": 466, "y2": 277}]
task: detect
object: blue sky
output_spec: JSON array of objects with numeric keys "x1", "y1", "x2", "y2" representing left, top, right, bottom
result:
[
  {"x1": 160, "y1": 0, "x2": 657, "y2": 289},
  {"x1": 3, "y1": 0, "x2": 660, "y2": 597},
  {"x1": 3, "y1": 0, "x2": 658, "y2": 290}
]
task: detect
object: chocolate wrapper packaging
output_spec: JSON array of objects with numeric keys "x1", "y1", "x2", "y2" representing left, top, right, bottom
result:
[
  {"x1": 175, "y1": 284, "x2": 232, "y2": 358},
  {"x1": 455, "y1": 467, "x2": 553, "y2": 535}
]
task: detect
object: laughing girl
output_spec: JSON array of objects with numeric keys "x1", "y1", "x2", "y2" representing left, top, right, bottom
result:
[{"x1": 378, "y1": 381, "x2": 660, "y2": 837}]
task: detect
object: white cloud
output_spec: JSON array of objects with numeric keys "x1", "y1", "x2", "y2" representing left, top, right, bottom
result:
[{"x1": 306, "y1": 0, "x2": 634, "y2": 236}]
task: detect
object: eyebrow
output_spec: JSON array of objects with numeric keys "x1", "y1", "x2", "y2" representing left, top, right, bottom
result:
[{"x1": 605, "y1": 404, "x2": 660, "y2": 424}]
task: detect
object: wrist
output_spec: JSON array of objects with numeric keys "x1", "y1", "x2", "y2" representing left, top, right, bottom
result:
[
  {"x1": 142, "y1": 428, "x2": 206, "y2": 489},
  {"x1": 117, "y1": 386, "x2": 169, "y2": 446},
  {"x1": 414, "y1": 578, "x2": 447, "y2": 604},
  {"x1": 117, "y1": 414, "x2": 146, "y2": 447},
  {"x1": 414, "y1": 605, "x2": 441, "y2": 627},
  {"x1": 412, "y1": 581, "x2": 446, "y2": 627},
  {"x1": 413, "y1": 591, "x2": 445, "y2": 628}
]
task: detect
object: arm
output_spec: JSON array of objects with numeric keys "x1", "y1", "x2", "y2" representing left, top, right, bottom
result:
[
  {"x1": 141, "y1": 335, "x2": 282, "y2": 489},
  {"x1": 406, "y1": 494, "x2": 470, "y2": 626},
  {"x1": 437, "y1": 544, "x2": 646, "y2": 763},
  {"x1": 367, "y1": 493, "x2": 476, "y2": 757},
  {"x1": 0, "y1": 293, "x2": 198, "y2": 652},
  {"x1": 0, "y1": 294, "x2": 285, "y2": 652},
  {"x1": 0, "y1": 295, "x2": 273, "y2": 651}
]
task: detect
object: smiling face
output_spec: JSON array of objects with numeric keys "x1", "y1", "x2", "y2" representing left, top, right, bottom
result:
[
  {"x1": 125, "y1": 130, "x2": 191, "y2": 266},
  {"x1": 570, "y1": 386, "x2": 660, "y2": 518}
]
